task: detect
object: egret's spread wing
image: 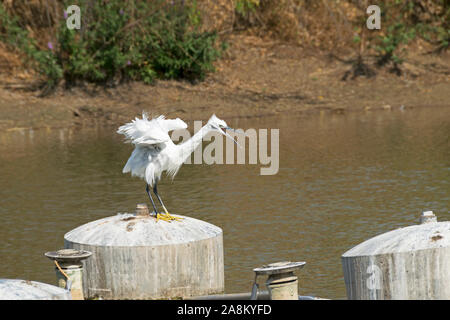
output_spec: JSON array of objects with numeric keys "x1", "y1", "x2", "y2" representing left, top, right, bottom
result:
[
  {"x1": 117, "y1": 114, "x2": 170, "y2": 146},
  {"x1": 157, "y1": 117, "x2": 187, "y2": 132}
]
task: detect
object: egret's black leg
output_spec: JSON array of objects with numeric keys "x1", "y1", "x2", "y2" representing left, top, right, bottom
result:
[
  {"x1": 146, "y1": 183, "x2": 158, "y2": 216},
  {"x1": 153, "y1": 180, "x2": 182, "y2": 221},
  {"x1": 153, "y1": 181, "x2": 169, "y2": 214}
]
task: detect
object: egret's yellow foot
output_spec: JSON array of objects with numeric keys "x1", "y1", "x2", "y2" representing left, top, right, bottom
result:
[
  {"x1": 155, "y1": 213, "x2": 172, "y2": 223},
  {"x1": 160, "y1": 211, "x2": 183, "y2": 222}
]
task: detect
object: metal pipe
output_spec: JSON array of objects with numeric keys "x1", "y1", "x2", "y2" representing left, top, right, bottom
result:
[
  {"x1": 136, "y1": 203, "x2": 149, "y2": 216},
  {"x1": 188, "y1": 291, "x2": 326, "y2": 300},
  {"x1": 420, "y1": 210, "x2": 437, "y2": 224},
  {"x1": 265, "y1": 272, "x2": 298, "y2": 300},
  {"x1": 253, "y1": 261, "x2": 306, "y2": 300},
  {"x1": 45, "y1": 249, "x2": 92, "y2": 300}
]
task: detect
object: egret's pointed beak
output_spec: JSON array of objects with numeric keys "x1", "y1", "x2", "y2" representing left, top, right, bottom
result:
[{"x1": 220, "y1": 127, "x2": 242, "y2": 148}]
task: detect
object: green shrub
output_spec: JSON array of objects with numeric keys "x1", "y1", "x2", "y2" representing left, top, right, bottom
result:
[
  {"x1": 372, "y1": 1, "x2": 448, "y2": 69},
  {"x1": 0, "y1": 0, "x2": 225, "y2": 92},
  {"x1": 0, "y1": 4, "x2": 62, "y2": 89},
  {"x1": 375, "y1": 22, "x2": 416, "y2": 66},
  {"x1": 235, "y1": 0, "x2": 260, "y2": 16}
]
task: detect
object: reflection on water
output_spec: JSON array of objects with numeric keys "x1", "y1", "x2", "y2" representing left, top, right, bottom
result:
[{"x1": 0, "y1": 107, "x2": 449, "y2": 299}]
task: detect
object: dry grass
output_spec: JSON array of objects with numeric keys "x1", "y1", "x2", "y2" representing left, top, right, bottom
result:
[
  {"x1": 229, "y1": 0, "x2": 362, "y2": 51},
  {"x1": 1, "y1": 0, "x2": 447, "y2": 49},
  {"x1": 1, "y1": 0, "x2": 61, "y2": 49},
  {"x1": 0, "y1": 0, "x2": 447, "y2": 81}
]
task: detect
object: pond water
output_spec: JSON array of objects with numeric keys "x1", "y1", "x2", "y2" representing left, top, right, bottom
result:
[{"x1": 0, "y1": 106, "x2": 448, "y2": 299}]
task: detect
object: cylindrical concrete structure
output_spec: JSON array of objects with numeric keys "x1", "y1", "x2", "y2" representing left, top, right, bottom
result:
[
  {"x1": 64, "y1": 212, "x2": 224, "y2": 300},
  {"x1": 342, "y1": 216, "x2": 450, "y2": 300},
  {"x1": 0, "y1": 279, "x2": 72, "y2": 300}
]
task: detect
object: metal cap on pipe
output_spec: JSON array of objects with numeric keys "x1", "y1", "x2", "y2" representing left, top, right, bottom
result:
[
  {"x1": 253, "y1": 261, "x2": 306, "y2": 300},
  {"x1": 253, "y1": 261, "x2": 306, "y2": 275},
  {"x1": 45, "y1": 249, "x2": 92, "y2": 266},
  {"x1": 136, "y1": 203, "x2": 150, "y2": 216},
  {"x1": 420, "y1": 211, "x2": 437, "y2": 224}
]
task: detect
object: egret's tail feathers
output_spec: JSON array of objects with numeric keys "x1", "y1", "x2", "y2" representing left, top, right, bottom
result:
[
  {"x1": 121, "y1": 147, "x2": 149, "y2": 179},
  {"x1": 166, "y1": 164, "x2": 182, "y2": 181},
  {"x1": 145, "y1": 164, "x2": 162, "y2": 187}
]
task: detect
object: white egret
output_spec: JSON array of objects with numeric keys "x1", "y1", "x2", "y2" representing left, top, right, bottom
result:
[{"x1": 117, "y1": 113, "x2": 239, "y2": 222}]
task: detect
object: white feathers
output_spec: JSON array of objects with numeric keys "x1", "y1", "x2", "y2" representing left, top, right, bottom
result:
[
  {"x1": 117, "y1": 113, "x2": 190, "y2": 186},
  {"x1": 118, "y1": 113, "x2": 231, "y2": 187},
  {"x1": 159, "y1": 117, "x2": 188, "y2": 132},
  {"x1": 117, "y1": 113, "x2": 187, "y2": 146}
]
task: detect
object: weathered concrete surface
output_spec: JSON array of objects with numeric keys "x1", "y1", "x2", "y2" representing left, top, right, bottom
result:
[
  {"x1": 342, "y1": 221, "x2": 450, "y2": 300},
  {"x1": 64, "y1": 213, "x2": 224, "y2": 300},
  {"x1": 0, "y1": 279, "x2": 72, "y2": 300}
]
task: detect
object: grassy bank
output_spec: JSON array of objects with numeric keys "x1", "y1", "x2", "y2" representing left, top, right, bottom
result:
[
  {"x1": 0, "y1": 1, "x2": 448, "y2": 131},
  {"x1": 0, "y1": 1, "x2": 448, "y2": 91},
  {"x1": 0, "y1": 0, "x2": 227, "y2": 94}
]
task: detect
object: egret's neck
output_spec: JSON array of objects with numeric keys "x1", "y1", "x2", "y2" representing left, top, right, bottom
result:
[{"x1": 177, "y1": 124, "x2": 212, "y2": 162}]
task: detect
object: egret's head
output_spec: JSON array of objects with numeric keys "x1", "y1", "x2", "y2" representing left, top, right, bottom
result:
[
  {"x1": 207, "y1": 114, "x2": 228, "y2": 132},
  {"x1": 207, "y1": 114, "x2": 240, "y2": 147}
]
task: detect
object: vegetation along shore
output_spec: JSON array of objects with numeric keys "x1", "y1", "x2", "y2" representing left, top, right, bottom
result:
[{"x1": 0, "y1": 0, "x2": 448, "y2": 131}]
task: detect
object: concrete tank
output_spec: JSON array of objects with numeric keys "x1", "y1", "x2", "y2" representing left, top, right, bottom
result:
[
  {"x1": 64, "y1": 211, "x2": 224, "y2": 300},
  {"x1": 0, "y1": 279, "x2": 72, "y2": 300},
  {"x1": 342, "y1": 212, "x2": 450, "y2": 299}
]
